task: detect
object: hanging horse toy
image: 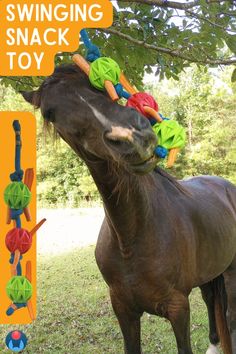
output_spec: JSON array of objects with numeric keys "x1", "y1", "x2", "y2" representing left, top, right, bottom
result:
[
  {"x1": 4, "y1": 120, "x2": 46, "y2": 320},
  {"x1": 72, "y1": 29, "x2": 186, "y2": 167},
  {"x1": 6, "y1": 261, "x2": 34, "y2": 320}
]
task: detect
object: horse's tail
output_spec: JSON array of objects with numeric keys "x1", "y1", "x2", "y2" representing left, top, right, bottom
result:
[{"x1": 213, "y1": 275, "x2": 232, "y2": 354}]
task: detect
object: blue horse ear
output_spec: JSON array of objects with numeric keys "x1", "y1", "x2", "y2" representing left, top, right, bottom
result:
[{"x1": 20, "y1": 90, "x2": 40, "y2": 107}]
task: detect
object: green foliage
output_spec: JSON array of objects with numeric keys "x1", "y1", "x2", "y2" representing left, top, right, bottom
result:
[
  {"x1": 0, "y1": 84, "x2": 32, "y2": 111},
  {"x1": 232, "y1": 68, "x2": 236, "y2": 82},
  {"x1": 149, "y1": 65, "x2": 236, "y2": 184},
  {"x1": 37, "y1": 136, "x2": 100, "y2": 207},
  {"x1": 1, "y1": 2, "x2": 236, "y2": 91}
]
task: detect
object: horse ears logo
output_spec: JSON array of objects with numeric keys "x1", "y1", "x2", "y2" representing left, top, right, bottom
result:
[
  {"x1": 5, "y1": 331, "x2": 28, "y2": 352},
  {"x1": 0, "y1": 0, "x2": 113, "y2": 76}
]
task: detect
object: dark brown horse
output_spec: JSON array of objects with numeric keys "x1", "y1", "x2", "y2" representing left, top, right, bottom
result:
[{"x1": 22, "y1": 64, "x2": 236, "y2": 354}]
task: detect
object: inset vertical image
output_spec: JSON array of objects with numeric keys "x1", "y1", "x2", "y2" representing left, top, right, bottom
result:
[{"x1": 0, "y1": 112, "x2": 43, "y2": 324}]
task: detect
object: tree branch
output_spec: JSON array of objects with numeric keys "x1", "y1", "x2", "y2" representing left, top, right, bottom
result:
[
  {"x1": 100, "y1": 27, "x2": 236, "y2": 65},
  {"x1": 117, "y1": 0, "x2": 201, "y2": 10},
  {"x1": 185, "y1": 9, "x2": 236, "y2": 33},
  {"x1": 117, "y1": 0, "x2": 234, "y2": 10}
]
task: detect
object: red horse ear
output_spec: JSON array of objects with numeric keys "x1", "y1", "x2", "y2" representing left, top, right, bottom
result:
[{"x1": 20, "y1": 90, "x2": 41, "y2": 108}]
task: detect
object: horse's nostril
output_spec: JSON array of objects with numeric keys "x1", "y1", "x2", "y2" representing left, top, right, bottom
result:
[
  {"x1": 104, "y1": 133, "x2": 133, "y2": 157},
  {"x1": 105, "y1": 137, "x2": 122, "y2": 147}
]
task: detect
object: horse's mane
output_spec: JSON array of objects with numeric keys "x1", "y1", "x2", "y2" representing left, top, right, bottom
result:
[
  {"x1": 33, "y1": 64, "x2": 94, "y2": 109},
  {"x1": 45, "y1": 63, "x2": 88, "y2": 85},
  {"x1": 153, "y1": 166, "x2": 189, "y2": 195},
  {"x1": 44, "y1": 64, "x2": 96, "y2": 91}
]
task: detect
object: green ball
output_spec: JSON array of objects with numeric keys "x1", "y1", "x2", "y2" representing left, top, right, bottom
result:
[
  {"x1": 89, "y1": 57, "x2": 121, "y2": 90},
  {"x1": 6, "y1": 276, "x2": 33, "y2": 303},
  {"x1": 152, "y1": 120, "x2": 186, "y2": 150},
  {"x1": 4, "y1": 182, "x2": 31, "y2": 209}
]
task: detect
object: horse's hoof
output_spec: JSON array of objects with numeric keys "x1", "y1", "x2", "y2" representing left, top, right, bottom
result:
[{"x1": 206, "y1": 344, "x2": 219, "y2": 354}]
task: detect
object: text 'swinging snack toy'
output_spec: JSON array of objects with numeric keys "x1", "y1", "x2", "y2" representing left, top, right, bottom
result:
[{"x1": 0, "y1": 0, "x2": 113, "y2": 76}]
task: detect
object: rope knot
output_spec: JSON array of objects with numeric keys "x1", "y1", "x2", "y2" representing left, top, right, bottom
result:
[
  {"x1": 10, "y1": 209, "x2": 24, "y2": 220},
  {"x1": 9, "y1": 253, "x2": 23, "y2": 265},
  {"x1": 115, "y1": 83, "x2": 131, "y2": 99},
  {"x1": 10, "y1": 170, "x2": 24, "y2": 182},
  {"x1": 86, "y1": 44, "x2": 101, "y2": 62}
]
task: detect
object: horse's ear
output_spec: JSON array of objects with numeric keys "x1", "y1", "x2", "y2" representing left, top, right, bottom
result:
[{"x1": 20, "y1": 90, "x2": 40, "y2": 108}]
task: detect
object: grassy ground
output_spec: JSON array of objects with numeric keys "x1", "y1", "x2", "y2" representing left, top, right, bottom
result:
[{"x1": 1, "y1": 246, "x2": 223, "y2": 354}]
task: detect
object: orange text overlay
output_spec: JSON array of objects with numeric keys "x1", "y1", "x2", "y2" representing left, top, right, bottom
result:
[{"x1": 0, "y1": 0, "x2": 113, "y2": 76}]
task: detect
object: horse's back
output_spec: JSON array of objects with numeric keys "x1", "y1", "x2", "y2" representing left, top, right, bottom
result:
[{"x1": 181, "y1": 175, "x2": 236, "y2": 216}]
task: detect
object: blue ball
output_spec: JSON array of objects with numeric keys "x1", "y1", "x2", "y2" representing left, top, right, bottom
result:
[{"x1": 155, "y1": 146, "x2": 168, "y2": 158}]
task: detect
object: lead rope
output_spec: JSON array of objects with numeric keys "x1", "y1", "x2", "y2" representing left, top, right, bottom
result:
[
  {"x1": 10, "y1": 121, "x2": 24, "y2": 228},
  {"x1": 80, "y1": 29, "x2": 101, "y2": 62}
]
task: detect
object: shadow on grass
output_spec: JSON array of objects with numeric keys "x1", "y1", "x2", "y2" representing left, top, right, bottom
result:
[{"x1": 1, "y1": 246, "x2": 223, "y2": 353}]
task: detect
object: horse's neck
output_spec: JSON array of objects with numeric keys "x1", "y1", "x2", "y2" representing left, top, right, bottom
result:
[{"x1": 86, "y1": 159, "x2": 153, "y2": 254}]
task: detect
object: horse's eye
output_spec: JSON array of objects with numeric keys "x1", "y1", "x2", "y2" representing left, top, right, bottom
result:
[{"x1": 43, "y1": 109, "x2": 55, "y2": 122}]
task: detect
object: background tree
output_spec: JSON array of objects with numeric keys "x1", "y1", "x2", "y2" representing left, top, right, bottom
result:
[
  {"x1": 146, "y1": 65, "x2": 236, "y2": 183},
  {"x1": 1, "y1": 0, "x2": 236, "y2": 91}
]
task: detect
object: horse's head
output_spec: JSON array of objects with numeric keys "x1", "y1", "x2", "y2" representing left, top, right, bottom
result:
[{"x1": 21, "y1": 64, "x2": 158, "y2": 175}]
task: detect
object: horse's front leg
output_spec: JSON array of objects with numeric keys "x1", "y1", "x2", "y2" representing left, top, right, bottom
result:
[
  {"x1": 167, "y1": 291, "x2": 193, "y2": 354},
  {"x1": 110, "y1": 289, "x2": 142, "y2": 354}
]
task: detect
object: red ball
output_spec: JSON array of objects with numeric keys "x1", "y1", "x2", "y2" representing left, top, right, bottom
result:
[
  {"x1": 11, "y1": 331, "x2": 21, "y2": 340},
  {"x1": 5, "y1": 228, "x2": 32, "y2": 254},
  {"x1": 126, "y1": 92, "x2": 159, "y2": 117}
]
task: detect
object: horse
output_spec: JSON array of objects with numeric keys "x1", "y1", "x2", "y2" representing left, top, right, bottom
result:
[{"x1": 21, "y1": 64, "x2": 236, "y2": 354}]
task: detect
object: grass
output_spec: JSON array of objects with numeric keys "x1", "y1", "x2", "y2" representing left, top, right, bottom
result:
[{"x1": 1, "y1": 246, "x2": 223, "y2": 353}]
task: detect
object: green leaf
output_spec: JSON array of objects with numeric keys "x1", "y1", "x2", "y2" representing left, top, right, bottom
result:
[
  {"x1": 32, "y1": 76, "x2": 39, "y2": 86},
  {"x1": 231, "y1": 68, "x2": 236, "y2": 83},
  {"x1": 226, "y1": 35, "x2": 236, "y2": 54}
]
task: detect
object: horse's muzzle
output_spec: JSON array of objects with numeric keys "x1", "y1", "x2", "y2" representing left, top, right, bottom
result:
[{"x1": 104, "y1": 125, "x2": 158, "y2": 174}]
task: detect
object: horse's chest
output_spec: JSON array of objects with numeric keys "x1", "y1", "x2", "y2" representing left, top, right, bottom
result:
[
  {"x1": 103, "y1": 256, "x2": 173, "y2": 315},
  {"x1": 117, "y1": 273, "x2": 171, "y2": 316},
  {"x1": 95, "y1": 232, "x2": 183, "y2": 315}
]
